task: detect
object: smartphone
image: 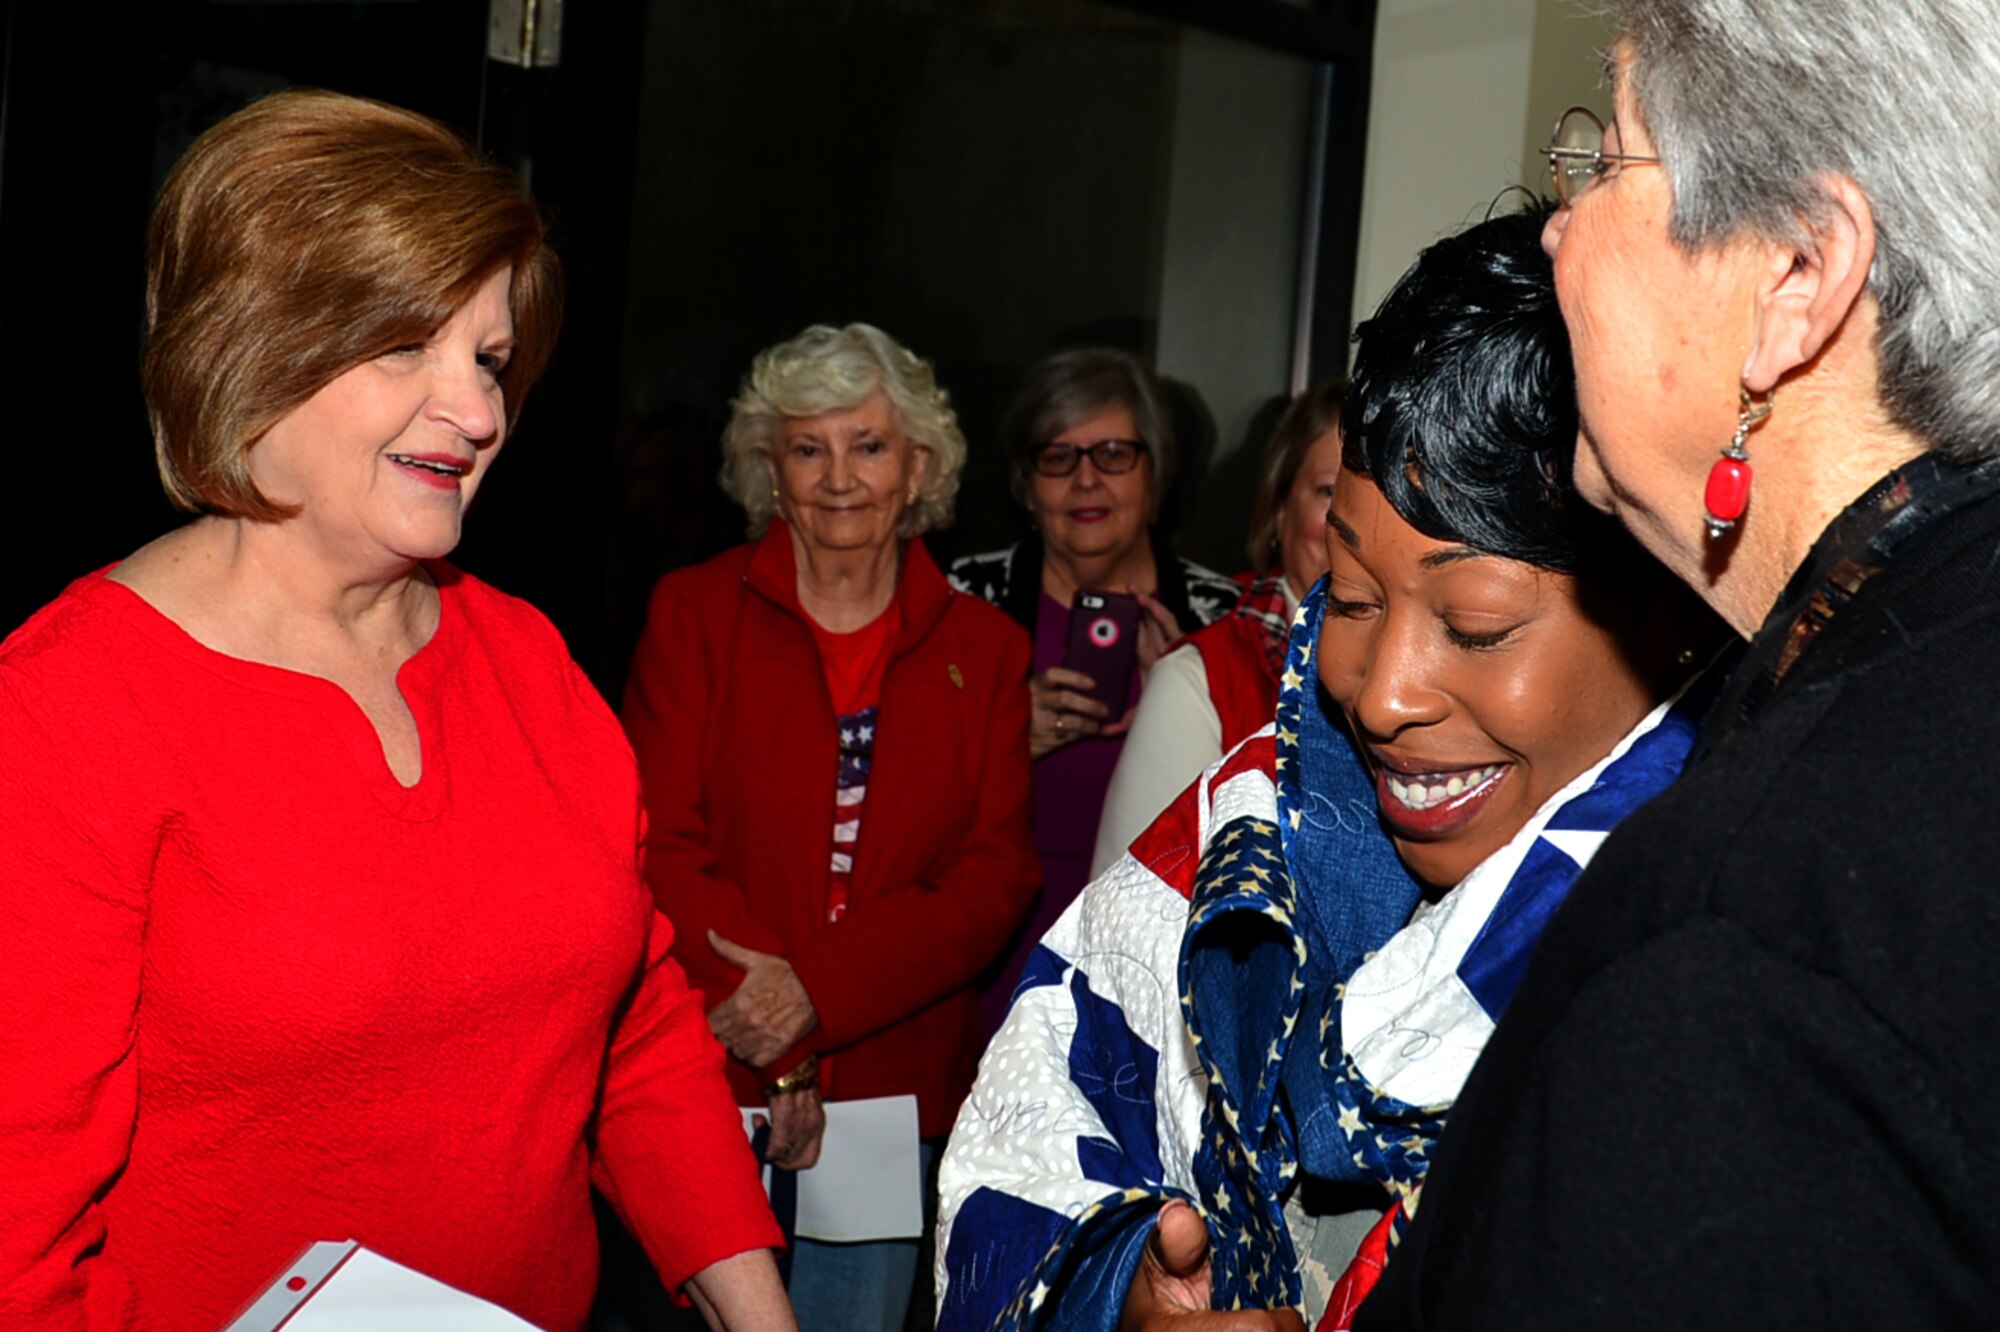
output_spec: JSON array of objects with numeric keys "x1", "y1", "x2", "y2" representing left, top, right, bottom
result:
[{"x1": 1063, "y1": 590, "x2": 1141, "y2": 716}]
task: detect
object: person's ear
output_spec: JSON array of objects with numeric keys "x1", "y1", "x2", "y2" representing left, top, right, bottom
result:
[{"x1": 1742, "y1": 172, "x2": 1876, "y2": 393}]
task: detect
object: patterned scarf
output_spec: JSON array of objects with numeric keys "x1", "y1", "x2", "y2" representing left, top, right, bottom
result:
[{"x1": 1180, "y1": 578, "x2": 1705, "y2": 1312}]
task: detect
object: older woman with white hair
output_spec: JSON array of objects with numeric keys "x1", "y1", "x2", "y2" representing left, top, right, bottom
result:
[
  {"x1": 622, "y1": 322, "x2": 1038, "y2": 1332},
  {"x1": 1356, "y1": 2, "x2": 2000, "y2": 1328}
]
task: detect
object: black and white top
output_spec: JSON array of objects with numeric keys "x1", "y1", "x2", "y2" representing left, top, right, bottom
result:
[{"x1": 947, "y1": 539, "x2": 1242, "y2": 638}]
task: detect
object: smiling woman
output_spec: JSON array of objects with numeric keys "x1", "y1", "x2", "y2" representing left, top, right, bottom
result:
[
  {"x1": 623, "y1": 322, "x2": 1037, "y2": 1332},
  {"x1": 770, "y1": 393, "x2": 930, "y2": 611},
  {"x1": 949, "y1": 348, "x2": 1242, "y2": 1038},
  {"x1": 935, "y1": 200, "x2": 1718, "y2": 1332},
  {"x1": 241, "y1": 267, "x2": 515, "y2": 585},
  {"x1": 0, "y1": 90, "x2": 793, "y2": 1331},
  {"x1": 1318, "y1": 477, "x2": 1660, "y2": 889},
  {"x1": 1358, "y1": 4, "x2": 2000, "y2": 1326},
  {"x1": 1322, "y1": 200, "x2": 1700, "y2": 895}
]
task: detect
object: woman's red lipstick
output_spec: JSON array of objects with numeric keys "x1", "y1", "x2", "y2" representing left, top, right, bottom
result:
[{"x1": 1369, "y1": 758, "x2": 1510, "y2": 840}]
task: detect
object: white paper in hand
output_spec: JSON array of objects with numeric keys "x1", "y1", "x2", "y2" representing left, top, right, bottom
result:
[{"x1": 741, "y1": 1093, "x2": 922, "y2": 1242}]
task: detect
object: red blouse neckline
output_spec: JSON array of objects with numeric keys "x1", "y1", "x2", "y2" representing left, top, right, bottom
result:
[{"x1": 72, "y1": 563, "x2": 466, "y2": 819}]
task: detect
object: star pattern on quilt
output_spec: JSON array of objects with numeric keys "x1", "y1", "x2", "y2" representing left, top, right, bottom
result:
[
  {"x1": 1276, "y1": 598, "x2": 1447, "y2": 1205},
  {"x1": 1175, "y1": 591, "x2": 1448, "y2": 1315},
  {"x1": 1182, "y1": 810, "x2": 1308, "y2": 1313}
]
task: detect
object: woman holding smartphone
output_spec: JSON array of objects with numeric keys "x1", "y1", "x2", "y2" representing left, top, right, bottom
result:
[{"x1": 948, "y1": 349, "x2": 1240, "y2": 1033}]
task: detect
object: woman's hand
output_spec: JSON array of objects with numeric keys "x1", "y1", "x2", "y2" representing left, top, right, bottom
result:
[
  {"x1": 758, "y1": 1066, "x2": 827, "y2": 1172},
  {"x1": 684, "y1": 1246, "x2": 799, "y2": 1331},
  {"x1": 1120, "y1": 1200, "x2": 1305, "y2": 1332},
  {"x1": 1029, "y1": 666, "x2": 1115, "y2": 758},
  {"x1": 1131, "y1": 590, "x2": 1183, "y2": 684},
  {"x1": 1032, "y1": 594, "x2": 1180, "y2": 755},
  {"x1": 707, "y1": 932, "x2": 819, "y2": 1067}
]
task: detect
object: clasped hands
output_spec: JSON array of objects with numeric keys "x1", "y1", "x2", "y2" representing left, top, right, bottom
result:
[
  {"x1": 709, "y1": 931, "x2": 824, "y2": 1170},
  {"x1": 1031, "y1": 589, "x2": 1180, "y2": 759},
  {"x1": 1120, "y1": 1200, "x2": 1305, "y2": 1332}
]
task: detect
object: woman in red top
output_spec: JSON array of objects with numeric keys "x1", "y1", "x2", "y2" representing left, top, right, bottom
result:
[
  {"x1": 0, "y1": 92, "x2": 787, "y2": 1330},
  {"x1": 622, "y1": 323, "x2": 1038, "y2": 1332}
]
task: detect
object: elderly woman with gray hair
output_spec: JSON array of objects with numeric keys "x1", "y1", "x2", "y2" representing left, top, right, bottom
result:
[
  {"x1": 622, "y1": 323, "x2": 1038, "y2": 1332},
  {"x1": 1356, "y1": 3, "x2": 2000, "y2": 1328},
  {"x1": 951, "y1": 349, "x2": 1239, "y2": 1033}
]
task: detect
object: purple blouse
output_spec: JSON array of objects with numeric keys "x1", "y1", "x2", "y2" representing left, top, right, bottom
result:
[{"x1": 978, "y1": 592, "x2": 1144, "y2": 1035}]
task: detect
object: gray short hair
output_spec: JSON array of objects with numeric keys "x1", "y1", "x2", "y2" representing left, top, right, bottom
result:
[
  {"x1": 999, "y1": 348, "x2": 1176, "y2": 507},
  {"x1": 1606, "y1": 0, "x2": 2000, "y2": 457},
  {"x1": 720, "y1": 323, "x2": 967, "y2": 537}
]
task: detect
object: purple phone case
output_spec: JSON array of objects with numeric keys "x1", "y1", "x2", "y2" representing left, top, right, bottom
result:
[{"x1": 1063, "y1": 590, "x2": 1141, "y2": 714}]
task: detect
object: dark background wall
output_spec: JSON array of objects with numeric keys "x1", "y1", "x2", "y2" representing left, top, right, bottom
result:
[
  {"x1": 607, "y1": 2, "x2": 1189, "y2": 692},
  {"x1": 0, "y1": 0, "x2": 1371, "y2": 700}
]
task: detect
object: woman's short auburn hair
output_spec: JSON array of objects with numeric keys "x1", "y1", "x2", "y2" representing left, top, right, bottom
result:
[{"x1": 144, "y1": 89, "x2": 563, "y2": 519}]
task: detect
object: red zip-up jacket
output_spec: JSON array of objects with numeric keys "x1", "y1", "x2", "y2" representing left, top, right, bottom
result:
[{"x1": 622, "y1": 522, "x2": 1038, "y2": 1135}]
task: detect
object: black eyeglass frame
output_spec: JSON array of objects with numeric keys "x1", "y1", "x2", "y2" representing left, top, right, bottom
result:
[
  {"x1": 1029, "y1": 438, "x2": 1151, "y2": 478},
  {"x1": 1545, "y1": 105, "x2": 1660, "y2": 206}
]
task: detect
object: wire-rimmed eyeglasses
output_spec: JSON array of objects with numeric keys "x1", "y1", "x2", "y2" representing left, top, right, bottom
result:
[
  {"x1": 1545, "y1": 105, "x2": 1660, "y2": 206},
  {"x1": 1030, "y1": 438, "x2": 1149, "y2": 478}
]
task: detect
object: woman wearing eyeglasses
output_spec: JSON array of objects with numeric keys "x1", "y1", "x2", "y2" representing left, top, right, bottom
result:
[
  {"x1": 1353, "y1": 3, "x2": 2000, "y2": 1328},
  {"x1": 949, "y1": 348, "x2": 1239, "y2": 1032}
]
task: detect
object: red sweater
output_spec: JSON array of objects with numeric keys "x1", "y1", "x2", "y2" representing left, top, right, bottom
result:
[
  {"x1": 0, "y1": 565, "x2": 779, "y2": 1332},
  {"x1": 622, "y1": 524, "x2": 1038, "y2": 1136}
]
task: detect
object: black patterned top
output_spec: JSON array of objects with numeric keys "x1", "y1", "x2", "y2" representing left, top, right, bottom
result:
[{"x1": 947, "y1": 538, "x2": 1242, "y2": 638}]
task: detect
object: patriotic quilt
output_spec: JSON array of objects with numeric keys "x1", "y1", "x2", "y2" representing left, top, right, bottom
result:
[{"x1": 935, "y1": 581, "x2": 1705, "y2": 1331}]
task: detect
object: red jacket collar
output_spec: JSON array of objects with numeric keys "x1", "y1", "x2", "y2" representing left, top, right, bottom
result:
[{"x1": 743, "y1": 519, "x2": 954, "y2": 656}]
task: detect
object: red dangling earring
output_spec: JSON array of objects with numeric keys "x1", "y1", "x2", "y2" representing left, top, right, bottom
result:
[{"x1": 1704, "y1": 387, "x2": 1774, "y2": 537}]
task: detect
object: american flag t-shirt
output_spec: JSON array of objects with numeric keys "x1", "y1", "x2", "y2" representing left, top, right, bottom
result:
[
  {"x1": 828, "y1": 705, "x2": 878, "y2": 922},
  {"x1": 808, "y1": 601, "x2": 897, "y2": 925}
]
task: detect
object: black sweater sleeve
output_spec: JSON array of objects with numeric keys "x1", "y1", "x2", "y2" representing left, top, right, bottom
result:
[{"x1": 1359, "y1": 916, "x2": 1996, "y2": 1330}]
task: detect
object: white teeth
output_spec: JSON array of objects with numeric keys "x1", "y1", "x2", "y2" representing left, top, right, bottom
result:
[
  {"x1": 1384, "y1": 764, "x2": 1502, "y2": 812},
  {"x1": 391, "y1": 455, "x2": 465, "y2": 475}
]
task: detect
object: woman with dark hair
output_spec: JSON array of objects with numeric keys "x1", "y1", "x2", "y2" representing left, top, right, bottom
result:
[
  {"x1": 1091, "y1": 380, "x2": 1348, "y2": 877},
  {"x1": 1360, "y1": 3, "x2": 2000, "y2": 1326},
  {"x1": 935, "y1": 202, "x2": 1714, "y2": 1332},
  {"x1": 0, "y1": 92, "x2": 788, "y2": 1329},
  {"x1": 951, "y1": 349, "x2": 1240, "y2": 1032}
]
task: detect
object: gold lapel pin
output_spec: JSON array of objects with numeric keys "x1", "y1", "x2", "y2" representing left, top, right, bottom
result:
[{"x1": 948, "y1": 664, "x2": 964, "y2": 690}]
